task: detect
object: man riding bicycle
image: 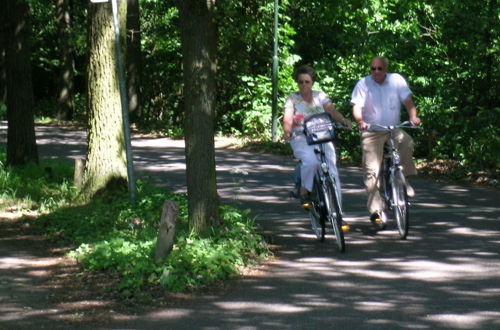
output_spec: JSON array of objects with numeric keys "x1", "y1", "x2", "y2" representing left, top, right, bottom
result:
[{"x1": 350, "y1": 56, "x2": 421, "y2": 226}]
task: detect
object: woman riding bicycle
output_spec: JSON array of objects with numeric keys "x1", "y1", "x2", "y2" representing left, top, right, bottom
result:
[{"x1": 283, "y1": 65, "x2": 351, "y2": 204}]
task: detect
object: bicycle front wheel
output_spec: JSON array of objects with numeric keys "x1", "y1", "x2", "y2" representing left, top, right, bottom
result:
[
  {"x1": 392, "y1": 169, "x2": 409, "y2": 239},
  {"x1": 309, "y1": 177, "x2": 325, "y2": 242},
  {"x1": 324, "y1": 178, "x2": 345, "y2": 253}
]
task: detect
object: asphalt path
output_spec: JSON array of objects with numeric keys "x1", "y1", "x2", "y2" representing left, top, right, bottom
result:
[{"x1": 1, "y1": 123, "x2": 500, "y2": 329}]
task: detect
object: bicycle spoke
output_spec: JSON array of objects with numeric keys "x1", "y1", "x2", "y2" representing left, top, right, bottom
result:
[
  {"x1": 309, "y1": 177, "x2": 325, "y2": 241},
  {"x1": 325, "y1": 179, "x2": 345, "y2": 253},
  {"x1": 392, "y1": 170, "x2": 409, "y2": 239}
]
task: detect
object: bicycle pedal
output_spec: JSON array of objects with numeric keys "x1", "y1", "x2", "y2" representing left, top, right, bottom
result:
[
  {"x1": 341, "y1": 222, "x2": 350, "y2": 233},
  {"x1": 302, "y1": 201, "x2": 311, "y2": 209}
]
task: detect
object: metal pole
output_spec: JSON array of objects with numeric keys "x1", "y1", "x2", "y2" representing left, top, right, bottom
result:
[
  {"x1": 271, "y1": 0, "x2": 279, "y2": 142},
  {"x1": 111, "y1": 0, "x2": 136, "y2": 204}
]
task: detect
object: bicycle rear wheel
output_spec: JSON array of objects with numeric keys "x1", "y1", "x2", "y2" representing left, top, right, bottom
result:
[
  {"x1": 309, "y1": 177, "x2": 325, "y2": 242},
  {"x1": 392, "y1": 169, "x2": 409, "y2": 239},
  {"x1": 324, "y1": 178, "x2": 345, "y2": 253}
]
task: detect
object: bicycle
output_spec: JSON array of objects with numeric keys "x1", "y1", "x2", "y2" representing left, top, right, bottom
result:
[
  {"x1": 292, "y1": 112, "x2": 349, "y2": 252},
  {"x1": 367, "y1": 121, "x2": 419, "y2": 239}
]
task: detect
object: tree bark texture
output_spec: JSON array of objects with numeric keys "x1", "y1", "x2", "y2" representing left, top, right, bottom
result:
[
  {"x1": 126, "y1": 0, "x2": 143, "y2": 122},
  {"x1": 179, "y1": 0, "x2": 219, "y2": 233},
  {"x1": 4, "y1": 0, "x2": 39, "y2": 166},
  {"x1": 55, "y1": 0, "x2": 75, "y2": 121},
  {"x1": 0, "y1": 27, "x2": 6, "y2": 105},
  {"x1": 82, "y1": 1, "x2": 128, "y2": 199}
]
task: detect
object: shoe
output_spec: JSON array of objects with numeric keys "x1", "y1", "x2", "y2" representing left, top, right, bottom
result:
[
  {"x1": 341, "y1": 221, "x2": 350, "y2": 233},
  {"x1": 406, "y1": 181, "x2": 415, "y2": 198},
  {"x1": 370, "y1": 212, "x2": 387, "y2": 229},
  {"x1": 300, "y1": 191, "x2": 311, "y2": 210}
]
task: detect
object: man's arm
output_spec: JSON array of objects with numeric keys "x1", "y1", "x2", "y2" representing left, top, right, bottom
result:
[
  {"x1": 402, "y1": 95, "x2": 421, "y2": 125},
  {"x1": 352, "y1": 104, "x2": 368, "y2": 130}
]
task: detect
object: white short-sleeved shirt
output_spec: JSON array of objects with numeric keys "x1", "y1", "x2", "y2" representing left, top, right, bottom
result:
[
  {"x1": 284, "y1": 90, "x2": 331, "y2": 134},
  {"x1": 350, "y1": 73, "x2": 412, "y2": 126}
]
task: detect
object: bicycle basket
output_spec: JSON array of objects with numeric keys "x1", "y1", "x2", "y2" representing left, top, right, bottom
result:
[{"x1": 303, "y1": 112, "x2": 335, "y2": 145}]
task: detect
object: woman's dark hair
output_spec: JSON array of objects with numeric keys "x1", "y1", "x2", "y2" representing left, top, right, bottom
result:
[{"x1": 293, "y1": 65, "x2": 317, "y2": 82}]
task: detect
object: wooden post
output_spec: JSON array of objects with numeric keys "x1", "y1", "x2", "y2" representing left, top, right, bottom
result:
[
  {"x1": 74, "y1": 158, "x2": 85, "y2": 188},
  {"x1": 155, "y1": 200, "x2": 179, "y2": 262}
]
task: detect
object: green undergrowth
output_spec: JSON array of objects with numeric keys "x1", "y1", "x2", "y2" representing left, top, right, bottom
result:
[
  {"x1": 0, "y1": 146, "x2": 269, "y2": 295},
  {"x1": 49, "y1": 183, "x2": 269, "y2": 295},
  {"x1": 0, "y1": 148, "x2": 78, "y2": 213}
]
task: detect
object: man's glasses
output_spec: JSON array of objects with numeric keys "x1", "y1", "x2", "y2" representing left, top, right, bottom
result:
[
  {"x1": 371, "y1": 66, "x2": 384, "y2": 71},
  {"x1": 298, "y1": 80, "x2": 311, "y2": 84}
]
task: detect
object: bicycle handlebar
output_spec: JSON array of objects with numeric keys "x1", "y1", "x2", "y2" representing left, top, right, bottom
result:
[{"x1": 366, "y1": 121, "x2": 420, "y2": 132}]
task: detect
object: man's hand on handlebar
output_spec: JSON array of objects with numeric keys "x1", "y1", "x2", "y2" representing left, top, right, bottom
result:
[
  {"x1": 409, "y1": 116, "x2": 421, "y2": 125},
  {"x1": 356, "y1": 119, "x2": 369, "y2": 131}
]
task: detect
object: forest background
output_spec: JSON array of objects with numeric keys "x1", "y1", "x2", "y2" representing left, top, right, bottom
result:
[
  {"x1": 1, "y1": 0, "x2": 498, "y2": 179},
  {"x1": 0, "y1": 0, "x2": 498, "y2": 296}
]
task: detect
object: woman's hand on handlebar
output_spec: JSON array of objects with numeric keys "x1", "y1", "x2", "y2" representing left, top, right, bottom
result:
[{"x1": 341, "y1": 118, "x2": 353, "y2": 129}]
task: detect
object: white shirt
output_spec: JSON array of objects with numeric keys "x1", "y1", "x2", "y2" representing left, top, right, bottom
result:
[
  {"x1": 350, "y1": 73, "x2": 412, "y2": 126},
  {"x1": 284, "y1": 90, "x2": 331, "y2": 134}
]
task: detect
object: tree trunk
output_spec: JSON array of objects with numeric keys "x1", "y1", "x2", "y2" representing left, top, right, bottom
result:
[
  {"x1": 55, "y1": 0, "x2": 75, "y2": 121},
  {"x1": 0, "y1": 27, "x2": 6, "y2": 106},
  {"x1": 82, "y1": 1, "x2": 128, "y2": 200},
  {"x1": 4, "y1": 0, "x2": 38, "y2": 166},
  {"x1": 179, "y1": 0, "x2": 219, "y2": 233},
  {"x1": 126, "y1": 0, "x2": 143, "y2": 122}
]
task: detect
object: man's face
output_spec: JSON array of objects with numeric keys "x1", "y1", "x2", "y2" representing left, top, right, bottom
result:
[{"x1": 370, "y1": 59, "x2": 387, "y2": 84}]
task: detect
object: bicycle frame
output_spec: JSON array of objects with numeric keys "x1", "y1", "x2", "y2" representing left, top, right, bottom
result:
[
  {"x1": 313, "y1": 143, "x2": 342, "y2": 216},
  {"x1": 301, "y1": 112, "x2": 347, "y2": 252},
  {"x1": 368, "y1": 121, "x2": 418, "y2": 239}
]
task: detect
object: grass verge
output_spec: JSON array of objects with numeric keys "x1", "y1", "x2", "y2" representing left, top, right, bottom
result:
[{"x1": 0, "y1": 146, "x2": 270, "y2": 296}]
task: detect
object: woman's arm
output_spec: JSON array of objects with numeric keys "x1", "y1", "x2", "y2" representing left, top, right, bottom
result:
[
  {"x1": 282, "y1": 102, "x2": 295, "y2": 140},
  {"x1": 324, "y1": 101, "x2": 352, "y2": 127}
]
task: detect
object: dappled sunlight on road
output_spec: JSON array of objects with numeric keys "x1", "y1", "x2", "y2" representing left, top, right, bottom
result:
[
  {"x1": 2, "y1": 123, "x2": 499, "y2": 329},
  {"x1": 448, "y1": 226, "x2": 500, "y2": 237}
]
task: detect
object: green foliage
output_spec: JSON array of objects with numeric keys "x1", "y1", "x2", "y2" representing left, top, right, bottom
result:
[
  {"x1": 2, "y1": 160, "x2": 270, "y2": 295},
  {"x1": 0, "y1": 102, "x2": 6, "y2": 120},
  {"x1": 62, "y1": 186, "x2": 268, "y2": 294},
  {"x1": 159, "y1": 206, "x2": 268, "y2": 292},
  {"x1": 0, "y1": 145, "x2": 78, "y2": 212},
  {"x1": 1, "y1": 147, "x2": 269, "y2": 294},
  {"x1": 138, "y1": 1, "x2": 183, "y2": 131},
  {"x1": 19, "y1": 0, "x2": 499, "y2": 179}
]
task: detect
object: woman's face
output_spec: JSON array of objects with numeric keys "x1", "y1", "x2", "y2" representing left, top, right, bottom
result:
[{"x1": 297, "y1": 73, "x2": 313, "y2": 93}]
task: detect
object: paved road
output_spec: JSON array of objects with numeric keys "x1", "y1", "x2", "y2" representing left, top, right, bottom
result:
[{"x1": 1, "y1": 123, "x2": 500, "y2": 329}]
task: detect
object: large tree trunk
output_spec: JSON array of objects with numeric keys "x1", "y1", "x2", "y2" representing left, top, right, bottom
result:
[
  {"x1": 4, "y1": 0, "x2": 38, "y2": 166},
  {"x1": 0, "y1": 27, "x2": 6, "y2": 106},
  {"x1": 179, "y1": 0, "x2": 219, "y2": 233},
  {"x1": 82, "y1": 1, "x2": 128, "y2": 200},
  {"x1": 55, "y1": 0, "x2": 75, "y2": 121},
  {"x1": 126, "y1": 0, "x2": 142, "y2": 122}
]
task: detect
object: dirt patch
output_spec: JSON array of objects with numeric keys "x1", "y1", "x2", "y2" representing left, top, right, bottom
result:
[
  {"x1": 416, "y1": 159, "x2": 499, "y2": 189},
  {"x1": 0, "y1": 215, "x2": 150, "y2": 327},
  {"x1": 0, "y1": 214, "x2": 272, "y2": 328}
]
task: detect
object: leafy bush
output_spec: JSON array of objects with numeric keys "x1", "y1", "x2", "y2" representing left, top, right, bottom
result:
[
  {"x1": 62, "y1": 185, "x2": 269, "y2": 295},
  {"x1": 0, "y1": 145, "x2": 78, "y2": 212},
  {"x1": 1, "y1": 148, "x2": 269, "y2": 295}
]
